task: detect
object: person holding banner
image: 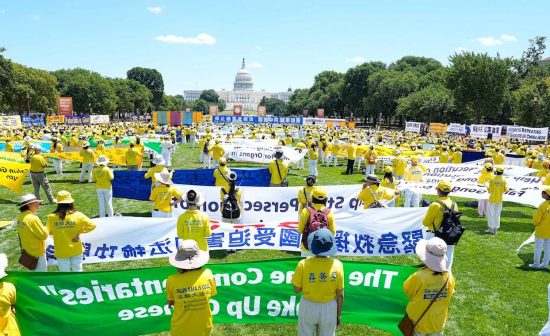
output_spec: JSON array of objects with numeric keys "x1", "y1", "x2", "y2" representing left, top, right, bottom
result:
[
  {"x1": 4, "y1": 138, "x2": 14, "y2": 152},
  {"x1": 269, "y1": 149, "x2": 288, "y2": 187},
  {"x1": 50, "y1": 137, "x2": 63, "y2": 175},
  {"x1": 450, "y1": 146, "x2": 462, "y2": 164},
  {"x1": 145, "y1": 155, "x2": 169, "y2": 190},
  {"x1": 149, "y1": 172, "x2": 182, "y2": 218},
  {"x1": 79, "y1": 142, "x2": 95, "y2": 183},
  {"x1": 402, "y1": 237, "x2": 455, "y2": 336},
  {"x1": 166, "y1": 240, "x2": 217, "y2": 336},
  {"x1": 220, "y1": 171, "x2": 243, "y2": 227},
  {"x1": 486, "y1": 166, "x2": 508, "y2": 235},
  {"x1": 16, "y1": 194, "x2": 48, "y2": 272},
  {"x1": 177, "y1": 190, "x2": 211, "y2": 251},
  {"x1": 47, "y1": 191, "x2": 96, "y2": 272},
  {"x1": 292, "y1": 228, "x2": 344, "y2": 336},
  {"x1": 92, "y1": 155, "x2": 114, "y2": 218},
  {"x1": 477, "y1": 163, "x2": 494, "y2": 218},
  {"x1": 530, "y1": 186, "x2": 550, "y2": 269},
  {"x1": 0, "y1": 253, "x2": 21, "y2": 336},
  {"x1": 213, "y1": 157, "x2": 231, "y2": 190},
  {"x1": 393, "y1": 150, "x2": 407, "y2": 180},
  {"x1": 29, "y1": 144, "x2": 55, "y2": 204},
  {"x1": 358, "y1": 175, "x2": 399, "y2": 209},
  {"x1": 381, "y1": 166, "x2": 397, "y2": 204}
]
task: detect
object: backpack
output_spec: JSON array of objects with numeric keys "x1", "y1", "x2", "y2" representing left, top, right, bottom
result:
[
  {"x1": 433, "y1": 200, "x2": 464, "y2": 245},
  {"x1": 222, "y1": 188, "x2": 241, "y2": 219},
  {"x1": 203, "y1": 144, "x2": 209, "y2": 154},
  {"x1": 301, "y1": 207, "x2": 330, "y2": 250}
]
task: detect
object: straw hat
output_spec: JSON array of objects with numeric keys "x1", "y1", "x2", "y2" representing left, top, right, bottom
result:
[
  {"x1": 169, "y1": 240, "x2": 209, "y2": 270},
  {"x1": 415, "y1": 237, "x2": 448, "y2": 272},
  {"x1": 364, "y1": 174, "x2": 379, "y2": 184},
  {"x1": 154, "y1": 172, "x2": 173, "y2": 185},
  {"x1": 18, "y1": 194, "x2": 42, "y2": 208},
  {"x1": 96, "y1": 155, "x2": 109, "y2": 166},
  {"x1": 307, "y1": 228, "x2": 337, "y2": 257},
  {"x1": 0, "y1": 253, "x2": 7, "y2": 279},
  {"x1": 55, "y1": 190, "x2": 75, "y2": 204}
]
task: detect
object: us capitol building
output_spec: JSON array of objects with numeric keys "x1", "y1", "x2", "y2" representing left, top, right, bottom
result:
[{"x1": 183, "y1": 59, "x2": 293, "y2": 111}]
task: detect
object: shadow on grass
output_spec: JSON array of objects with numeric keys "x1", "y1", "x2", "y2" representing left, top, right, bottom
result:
[
  {"x1": 514, "y1": 252, "x2": 550, "y2": 272},
  {"x1": 120, "y1": 212, "x2": 151, "y2": 217},
  {"x1": 48, "y1": 179, "x2": 83, "y2": 184},
  {"x1": 0, "y1": 199, "x2": 19, "y2": 205}
]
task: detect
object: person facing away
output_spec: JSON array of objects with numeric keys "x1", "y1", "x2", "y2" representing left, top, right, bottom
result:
[
  {"x1": 298, "y1": 188, "x2": 336, "y2": 252},
  {"x1": 292, "y1": 229, "x2": 345, "y2": 336},
  {"x1": 0, "y1": 253, "x2": 22, "y2": 336},
  {"x1": 220, "y1": 171, "x2": 243, "y2": 224},
  {"x1": 92, "y1": 155, "x2": 114, "y2": 218},
  {"x1": 149, "y1": 172, "x2": 183, "y2": 218},
  {"x1": 213, "y1": 157, "x2": 231, "y2": 190},
  {"x1": 29, "y1": 144, "x2": 55, "y2": 203},
  {"x1": 298, "y1": 175, "x2": 317, "y2": 215},
  {"x1": 403, "y1": 237, "x2": 456, "y2": 336},
  {"x1": 144, "y1": 155, "x2": 169, "y2": 190},
  {"x1": 16, "y1": 194, "x2": 49, "y2": 272},
  {"x1": 177, "y1": 190, "x2": 211, "y2": 251},
  {"x1": 530, "y1": 186, "x2": 550, "y2": 269},
  {"x1": 79, "y1": 141, "x2": 95, "y2": 183},
  {"x1": 485, "y1": 166, "x2": 508, "y2": 235},
  {"x1": 166, "y1": 240, "x2": 216, "y2": 336},
  {"x1": 268, "y1": 149, "x2": 289, "y2": 187}
]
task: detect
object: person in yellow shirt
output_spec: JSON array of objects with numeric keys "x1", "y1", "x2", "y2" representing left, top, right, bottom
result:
[
  {"x1": 295, "y1": 141, "x2": 307, "y2": 170},
  {"x1": 308, "y1": 143, "x2": 319, "y2": 177},
  {"x1": 450, "y1": 146, "x2": 462, "y2": 164},
  {"x1": 530, "y1": 186, "x2": 550, "y2": 269},
  {"x1": 534, "y1": 153, "x2": 546, "y2": 171},
  {"x1": 202, "y1": 138, "x2": 213, "y2": 169},
  {"x1": 92, "y1": 155, "x2": 114, "y2": 218},
  {"x1": 345, "y1": 139, "x2": 357, "y2": 175},
  {"x1": 177, "y1": 190, "x2": 211, "y2": 251},
  {"x1": 145, "y1": 155, "x2": 169, "y2": 190},
  {"x1": 292, "y1": 229, "x2": 344, "y2": 335},
  {"x1": 486, "y1": 166, "x2": 508, "y2": 235},
  {"x1": 381, "y1": 166, "x2": 397, "y2": 192},
  {"x1": 149, "y1": 172, "x2": 183, "y2": 217},
  {"x1": 537, "y1": 161, "x2": 550, "y2": 178},
  {"x1": 166, "y1": 240, "x2": 217, "y2": 336},
  {"x1": 439, "y1": 146, "x2": 450, "y2": 163},
  {"x1": 326, "y1": 141, "x2": 339, "y2": 167},
  {"x1": 16, "y1": 194, "x2": 48, "y2": 272},
  {"x1": 392, "y1": 150, "x2": 407, "y2": 180},
  {"x1": 364, "y1": 144, "x2": 377, "y2": 175},
  {"x1": 198, "y1": 137, "x2": 206, "y2": 162},
  {"x1": 125, "y1": 142, "x2": 140, "y2": 171},
  {"x1": 51, "y1": 137, "x2": 64, "y2": 175},
  {"x1": 211, "y1": 139, "x2": 225, "y2": 168},
  {"x1": 404, "y1": 156, "x2": 424, "y2": 207},
  {"x1": 403, "y1": 237, "x2": 455, "y2": 336},
  {"x1": 134, "y1": 137, "x2": 145, "y2": 170},
  {"x1": 297, "y1": 188, "x2": 336, "y2": 251},
  {"x1": 298, "y1": 175, "x2": 317, "y2": 215},
  {"x1": 47, "y1": 191, "x2": 96, "y2": 272},
  {"x1": 358, "y1": 175, "x2": 399, "y2": 209},
  {"x1": 5, "y1": 139, "x2": 14, "y2": 152},
  {"x1": 0, "y1": 254, "x2": 22, "y2": 336},
  {"x1": 477, "y1": 163, "x2": 494, "y2": 217},
  {"x1": 268, "y1": 150, "x2": 288, "y2": 187},
  {"x1": 29, "y1": 144, "x2": 55, "y2": 203},
  {"x1": 493, "y1": 148, "x2": 506, "y2": 165},
  {"x1": 544, "y1": 172, "x2": 550, "y2": 186},
  {"x1": 94, "y1": 138, "x2": 106, "y2": 153},
  {"x1": 213, "y1": 157, "x2": 231, "y2": 190},
  {"x1": 422, "y1": 181, "x2": 457, "y2": 269},
  {"x1": 79, "y1": 141, "x2": 95, "y2": 183}
]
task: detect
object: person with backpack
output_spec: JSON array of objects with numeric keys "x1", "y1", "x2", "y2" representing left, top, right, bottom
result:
[
  {"x1": 298, "y1": 175, "x2": 317, "y2": 215},
  {"x1": 364, "y1": 144, "x2": 377, "y2": 176},
  {"x1": 401, "y1": 237, "x2": 456, "y2": 336},
  {"x1": 486, "y1": 166, "x2": 508, "y2": 235},
  {"x1": 269, "y1": 149, "x2": 289, "y2": 187},
  {"x1": 220, "y1": 171, "x2": 243, "y2": 224},
  {"x1": 422, "y1": 181, "x2": 462, "y2": 270},
  {"x1": 298, "y1": 188, "x2": 336, "y2": 256},
  {"x1": 177, "y1": 190, "x2": 211, "y2": 252},
  {"x1": 213, "y1": 157, "x2": 231, "y2": 190},
  {"x1": 358, "y1": 175, "x2": 399, "y2": 209}
]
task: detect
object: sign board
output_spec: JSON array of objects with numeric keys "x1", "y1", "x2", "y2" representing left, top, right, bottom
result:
[
  {"x1": 470, "y1": 124, "x2": 502, "y2": 140},
  {"x1": 257, "y1": 105, "x2": 267, "y2": 116},
  {"x1": 57, "y1": 97, "x2": 73, "y2": 116},
  {"x1": 233, "y1": 104, "x2": 243, "y2": 116},
  {"x1": 208, "y1": 104, "x2": 218, "y2": 116},
  {"x1": 428, "y1": 123, "x2": 448, "y2": 133},
  {"x1": 0, "y1": 115, "x2": 22, "y2": 129},
  {"x1": 506, "y1": 126, "x2": 548, "y2": 142},
  {"x1": 46, "y1": 115, "x2": 65, "y2": 125},
  {"x1": 405, "y1": 122, "x2": 422, "y2": 133},
  {"x1": 316, "y1": 108, "x2": 325, "y2": 118}
]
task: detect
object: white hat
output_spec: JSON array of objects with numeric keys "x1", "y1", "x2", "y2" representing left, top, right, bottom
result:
[
  {"x1": 227, "y1": 171, "x2": 237, "y2": 182},
  {"x1": 415, "y1": 237, "x2": 448, "y2": 273},
  {"x1": 82, "y1": 141, "x2": 90, "y2": 148},
  {"x1": 184, "y1": 189, "x2": 204, "y2": 206},
  {"x1": 18, "y1": 194, "x2": 42, "y2": 208},
  {"x1": 96, "y1": 155, "x2": 109, "y2": 166},
  {"x1": 24, "y1": 136, "x2": 32, "y2": 142},
  {"x1": 154, "y1": 172, "x2": 173, "y2": 185},
  {"x1": 0, "y1": 254, "x2": 7, "y2": 279},
  {"x1": 169, "y1": 240, "x2": 209, "y2": 270},
  {"x1": 153, "y1": 155, "x2": 165, "y2": 166},
  {"x1": 33, "y1": 143, "x2": 42, "y2": 151}
]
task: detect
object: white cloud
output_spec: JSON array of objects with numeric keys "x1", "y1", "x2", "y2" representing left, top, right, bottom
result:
[
  {"x1": 147, "y1": 6, "x2": 163, "y2": 14},
  {"x1": 155, "y1": 33, "x2": 216, "y2": 45},
  {"x1": 248, "y1": 62, "x2": 263, "y2": 68},
  {"x1": 31, "y1": 14, "x2": 40, "y2": 21},
  {"x1": 475, "y1": 34, "x2": 517, "y2": 46},
  {"x1": 346, "y1": 56, "x2": 366, "y2": 64}
]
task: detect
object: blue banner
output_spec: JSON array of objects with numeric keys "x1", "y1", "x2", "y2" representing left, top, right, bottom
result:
[
  {"x1": 113, "y1": 168, "x2": 271, "y2": 200},
  {"x1": 0, "y1": 140, "x2": 51, "y2": 153},
  {"x1": 212, "y1": 115, "x2": 303, "y2": 125},
  {"x1": 22, "y1": 115, "x2": 45, "y2": 127},
  {"x1": 127, "y1": 113, "x2": 152, "y2": 122},
  {"x1": 65, "y1": 114, "x2": 90, "y2": 125}
]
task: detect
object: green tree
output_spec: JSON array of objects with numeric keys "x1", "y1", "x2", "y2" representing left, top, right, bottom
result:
[
  {"x1": 0, "y1": 48, "x2": 14, "y2": 110},
  {"x1": 260, "y1": 97, "x2": 287, "y2": 116},
  {"x1": 396, "y1": 85, "x2": 456, "y2": 123},
  {"x1": 109, "y1": 79, "x2": 153, "y2": 117},
  {"x1": 199, "y1": 89, "x2": 219, "y2": 103},
  {"x1": 342, "y1": 61, "x2": 386, "y2": 119},
  {"x1": 218, "y1": 99, "x2": 226, "y2": 112},
  {"x1": 192, "y1": 99, "x2": 209, "y2": 113},
  {"x1": 158, "y1": 95, "x2": 186, "y2": 111},
  {"x1": 512, "y1": 79, "x2": 549, "y2": 127},
  {"x1": 8, "y1": 63, "x2": 58, "y2": 114},
  {"x1": 306, "y1": 71, "x2": 345, "y2": 116},
  {"x1": 126, "y1": 67, "x2": 164, "y2": 107},
  {"x1": 287, "y1": 88, "x2": 309, "y2": 115}
]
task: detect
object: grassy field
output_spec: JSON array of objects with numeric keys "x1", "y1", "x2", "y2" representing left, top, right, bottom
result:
[{"x1": 0, "y1": 143, "x2": 548, "y2": 335}]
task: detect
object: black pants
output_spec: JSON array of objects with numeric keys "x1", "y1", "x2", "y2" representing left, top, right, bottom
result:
[{"x1": 346, "y1": 159, "x2": 355, "y2": 174}]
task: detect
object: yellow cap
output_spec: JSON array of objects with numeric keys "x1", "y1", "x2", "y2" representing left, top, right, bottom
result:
[
  {"x1": 437, "y1": 181, "x2": 452, "y2": 193},
  {"x1": 384, "y1": 166, "x2": 393, "y2": 173},
  {"x1": 312, "y1": 188, "x2": 327, "y2": 200},
  {"x1": 215, "y1": 139, "x2": 221, "y2": 144},
  {"x1": 411, "y1": 156, "x2": 419, "y2": 163},
  {"x1": 495, "y1": 165, "x2": 505, "y2": 173},
  {"x1": 219, "y1": 157, "x2": 227, "y2": 164},
  {"x1": 484, "y1": 163, "x2": 494, "y2": 170},
  {"x1": 55, "y1": 190, "x2": 75, "y2": 204}
]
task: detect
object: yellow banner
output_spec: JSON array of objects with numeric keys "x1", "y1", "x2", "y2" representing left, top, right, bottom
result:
[
  {"x1": 0, "y1": 115, "x2": 22, "y2": 129},
  {"x1": 46, "y1": 115, "x2": 65, "y2": 124},
  {"x1": 0, "y1": 161, "x2": 30, "y2": 193},
  {"x1": 0, "y1": 151, "x2": 25, "y2": 164},
  {"x1": 429, "y1": 123, "x2": 448, "y2": 133},
  {"x1": 46, "y1": 148, "x2": 129, "y2": 166}
]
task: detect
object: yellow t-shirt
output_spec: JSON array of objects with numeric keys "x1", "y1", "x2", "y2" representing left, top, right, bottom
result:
[
  {"x1": 297, "y1": 186, "x2": 315, "y2": 214},
  {"x1": 149, "y1": 185, "x2": 183, "y2": 213},
  {"x1": 211, "y1": 144, "x2": 225, "y2": 160},
  {"x1": 358, "y1": 185, "x2": 396, "y2": 209},
  {"x1": 488, "y1": 175, "x2": 508, "y2": 204},
  {"x1": 46, "y1": 211, "x2": 96, "y2": 259},
  {"x1": 5, "y1": 142, "x2": 14, "y2": 152},
  {"x1": 477, "y1": 170, "x2": 494, "y2": 185},
  {"x1": 80, "y1": 149, "x2": 95, "y2": 164},
  {"x1": 331, "y1": 143, "x2": 340, "y2": 155},
  {"x1": 439, "y1": 152, "x2": 450, "y2": 164},
  {"x1": 268, "y1": 159, "x2": 288, "y2": 185},
  {"x1": 29, "y1": 154, "x2": 48, "y2": 172},
  {"x1": 16, "y1": 210, "x2": 48, "y2": 258},
  {"x1": 92, "y1": 166, "x2": 114, "y2": 189},
  {"x1": 544, "y1": 173, "x2": 550, "y2": 186},
  {"x1": 309, "y1": 148, "x2": 319, "y2": 160},
  {"x1": 403, "y1": 268, "x2": 456, "y2": 334},
  {"x1": 405, "y1": 166, "x2": 424, "y2": 182},
  {"x1": 125, "y1": 148, "x2": 140, "y2": 166},
  {"x1": 393, "y1": 156, "x2": 407, "y2": 176},
  {"x1": 291, "y1": 257, "x2": 345, "y2": 303},
  {"x1": 381, "y1": 177, "x2": 396, "y2": 190},
  {"x1": 0, "y1": 282, "x2": 21, "y2": 336},
  {"x1": 144, "y1": 165, "x2": 168, "y2": 184},
  {"x1": 533, "y1": 200, "x2": 550, "y2": 239},
  {"x1": 213, "y1": 166, "x2": 231, "y2": 190},
  {"x1": 166, "y1": 269, "x2": 217, "y2": 336},
  {"x1": 493, "y1": 153, "x2": 506, "y2": 165},
  {"x1": 422, "y1": 197, "x2": 457, "y2": 231},
  {"x1": 347, "y1": 144, "x2": 357, "y2": 160},
  {"x1": 176, "y1": 210, "x2": 212, "y2": 251},
  {"x1": 451, "y1": 151, "x2": 462, "y2": 164}
]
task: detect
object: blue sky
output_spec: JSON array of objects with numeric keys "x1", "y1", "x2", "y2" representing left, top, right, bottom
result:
[{"x1": 0, "y1": 0, "x2": 549, "y2": 95}]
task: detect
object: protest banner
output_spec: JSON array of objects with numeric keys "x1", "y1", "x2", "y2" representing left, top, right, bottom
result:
[
  {"x1": 506, "y1": 126, "x2": 549, "y2": 142},
  {"x1": 428, "y1": 123, "x2": 448, "y2": 133},
  {"x1": 470, "y1": 124, "x2": 502, "y2": 140},
  {"x1": 64, "y1": 114, "x2": 91, "y2": 125},
  {"x1": 405, "y1": 121, "x2": 422, "y2": 133},
  {"x1": 0, "y1": 140, "x2": 51, "y2": 153},
  {"x1": 222, "y1": 143, "x2": 307, "y2": 164},
  {"x1": 0, "y1": 115, "x2": 22, "y2": 129},
  {"x1": 5, "y1": 258, "x2": 417, "y2": 336},
  {"x1": 302, "y1": 118, "x2": 345, "y2": 126},
  {"x1": 46, "y1": 115, "x2": 65, "y2": 124},
  {"x1": 0, "y1": 151, "x2": 25, "y2": 163},
  {"x1": 212, "y1": 115, "x2": 303, "y2": 125},
  {"x1": 21, "y1": 114, "x2": 45, "y2": 127},
  {"x1": 46, "y1": 147, "x2": 128, "y2": 166},
  {"x1": 233, "y1": 104, "x2": 243, "y2": 116},
  {"x1": 90, "y1": 114, "x2": 110, "y2": 124},
  {"x1": 0, "y1": 161, "x2": 30, "y2": 192},
  {"x1": 257, "y1": 105, "x2": 266, "y2": 116},
  {"x1": 447, "y1": 123, "x2": 467, "y2": 135},
  {"x1": 128, "y1": 113, "x2": 152, "y2": 122},
  {"x1": 58, "y1": 97, "x2": 73, "y2": 116}
]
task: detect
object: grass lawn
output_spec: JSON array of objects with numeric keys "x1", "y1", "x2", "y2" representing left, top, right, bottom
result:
[{"x1": 0, "y1": 143, "x2": 548, "y2": 335}]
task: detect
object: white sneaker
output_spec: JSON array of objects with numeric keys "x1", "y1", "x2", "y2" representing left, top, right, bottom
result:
[
  {"x1": 529, "y1": 264, "x2": 541, "y2": 269},
  {"x1": 485, "y1": 229, "x2": 492, "y2": 234}
]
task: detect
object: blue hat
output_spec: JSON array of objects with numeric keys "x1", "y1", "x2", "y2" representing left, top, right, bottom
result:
[{"x1": 307, "y1": 228, "x2": 337, "y2": 257}]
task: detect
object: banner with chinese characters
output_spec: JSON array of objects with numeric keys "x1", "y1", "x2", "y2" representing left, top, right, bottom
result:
[
  {"x1": 0, "y1": 115, "x2": 22, "y2": 129},
  {"x1": 5, "y1": 259, "x2": 417, "y2": 336},
  {"x1": 45, "y1": 147, "x2": 129, "y2": 166},
  {"x1": 446, "y1": 123, "x2": 467, "y2": 135},
  {"x1": 21, "y1": 114, "x2": 45, "y2": 127},
  {"x1": 212, "y1": 115, "x2": 303, "y2": 125},
  {"x1": 43, "y1": 207, "x2": 428, "y2": 265},
  {"x1": 428, "y1": 123, "x2": 448, "y2": 133},
  {"x1": 405, "y1": 121, "x2": 422, "y2": 133},
  {"x1": 46, "y1": 115, "x2": 65, "y2": 124},
  {"x1": 470, "y1": 124, "x2": 502, "y2": 140},
  {"x1": 57, "y1": 97, "x2": 73, "y2": 116}
]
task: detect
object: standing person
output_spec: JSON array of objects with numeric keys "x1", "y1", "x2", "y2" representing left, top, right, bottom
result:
[
  {"x1": 486, "y1": 166, "x2": 508, "y2": 235},
  {"x1": 125, "y1": 142, "x2": 140, "y2": 171},
  {"x1": 16, "y1": 194, "x2": 49, "y2": 272},
  {"x1": 177, "y1": 190, "x2": 211, "y2": 251},
  {"x1": 145, "y1": 155, "x2": 169, "y2": 191},
  {"x1": 345, "y1": 139, "x2": 357, "y2": 175},
  {"x1": 402, "y1": 237, "x2": 456, "y2": 336},
  {"x1": 392, "y1": 150, "x2": 407, "y2": 180},
  {"x1": 326, "y1": 140, "x2": 339, "y2": 167},
  {"x1": 211, "y1": 139, "x2": 225, "y2": 168},
  {"x1": 364, "y1": 144, "x2": 377, "y2": 176},
  {"x1": 292, "y1": 229, "x2": 344, "y2": 336},
  {"x1": 295, "y1": 141, "x2": 307, "y2": 170},
  {"x1": 297, "y1": 188, "x2": 336, "y2": 254},
  {"x1": 308, "y1": 143, "x2": 319, "y2": 177},
  {"x1": 79, "y1": 141, "x2": 95, "y2": 183},
  {"x1": 166, "y1": 240, "x2": 217, "y2": 336},
  {"x1": 149, "y1": 172, "x2": 183, "y2": 218},
  {"x1": 530, "y1": 186, "x2": 550, "y2": 269},
  {"x1": 298, "y1": 175, "x2": 317, "y2": 215},
  {"x1": 404, "y1": 156, "x2": 424, "y2": 208},
  {"x1": 0, "y1": 253, "x2": 21, "y2": 336},
  {"x1": 161, "y1": 135, "x2": 174, "y2": 167},
  {"x1": 268, "y1": 149, "x2": 289, "y2": 187},
  {"x1": 213, "y1": 157, "x2": 231, "y2": 190},
  {"x1": 92, "y1": 155, "x2": 114, "y2": 218},
  {"x1": 5, "y1": 139, "x2": 14, "y2": 152},
  {"x1": 29, "y1": 144, "x2": 55, "y2": 203},
  {"x1": 477, "y1": 163, "x2": 494, "y2": 218},
  {"x1": 220, "y1": 171, "x2": 243, "y2": 224},
  {"x1": 47, "y1": 191, "x2": 96, "y2": 272},
  {"x1": 422, "y1": 181, "x2": 457, "y2": 270},
  {"x1": 202, "y1": 139, "x2": 212, "y2": 169},
  {"x1": 358, "y1": 175, "x2": 399, "y2": 209},
  {"x1": 51, "y1": 137, "x2": 64, "y2": 175}
]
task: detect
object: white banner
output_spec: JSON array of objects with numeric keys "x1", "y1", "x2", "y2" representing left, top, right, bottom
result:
[
  {"x1": 447, "y1": 123, "x2": 466, "y2": 135},
  {"x1": 302, "y1": 118, "x2": 345, "y2": 126},
  {"x1": 90, "y1": 115, "x2": 110, "y2": 124},
  {"x1": 405, "y1": 122, "x2": 422, "y2": 133},
  {"x1": 470, "y1": 124, "x2": 502, "y2": 140},
  {"x1": 222, "y1": 143, "x2": 307, "y2": 164},
  {"x1": 44, "y1": 207, "x2": 429, "y2": 264},
  {"x1": 506, "y1": 126, "x2": 548, "y2": 142}
]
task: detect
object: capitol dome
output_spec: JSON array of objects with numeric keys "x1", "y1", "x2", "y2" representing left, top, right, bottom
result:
[{"x1": 233, "y1": 58, "x2": 254, "y2": 91}]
